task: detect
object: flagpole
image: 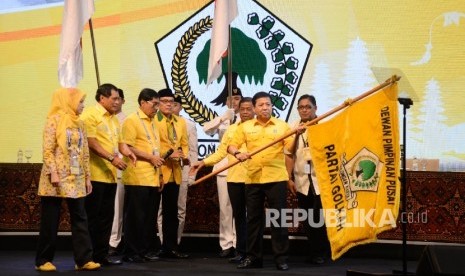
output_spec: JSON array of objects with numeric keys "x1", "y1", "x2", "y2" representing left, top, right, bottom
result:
[
  {"x1": 227, "y1": 25, "x2": 232, "y2": 108},
  {"x1": 194, "y1": 75, "x2": 401, "y2": 185},
  {"x1": 88, "y1": 18, "x2": 101, "y2": 87}
]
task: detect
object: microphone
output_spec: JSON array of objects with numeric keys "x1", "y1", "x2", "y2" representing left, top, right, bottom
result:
[
  {"x1": 162, "y1": 148, "x2": 174, "y2": 159},
  {"x1": 178, "y1": 147, "x2": 184, "y2": 166},
  {"x1": 154, "y1": 149, "x2": 173, "y2": 169}
]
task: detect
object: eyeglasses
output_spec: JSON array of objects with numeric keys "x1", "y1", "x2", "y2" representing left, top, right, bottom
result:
[
  {"x1": 297, "y1": 105, "x2": 313, "y2": 111},
  {"x1": 160, "y1": 99, "x2": 174, "y2": 104},
  {"x1": 146, "y1": 100, "x2": 159, "y2": 107}
]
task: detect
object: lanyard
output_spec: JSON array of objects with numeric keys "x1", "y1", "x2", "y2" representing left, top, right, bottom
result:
[
  {"x1": 300, "y1": 129, "x2": 315, "y2": 194},
  {"x1": 298, "y1": 120, "x2": 310, "y2": 148},
  {"x1": 66, "y1": 128, "x2": 83, "y2": 153},
  {"x1": 137, "y1": 111, "x2": 158, "y2": 152},
  {"x1": 300, "y1": 131, "x2": 308, "y2": 148},
  {"x1": 167, "y1": 118, "x2": 177, "y2": 145}
]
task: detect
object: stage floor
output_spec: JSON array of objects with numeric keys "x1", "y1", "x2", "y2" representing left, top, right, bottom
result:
[
  {"x1": 0, "y1": 235, "x2": 424, "y2": 275},
  {"x1": 0, "y1": 250, "x2": 419, "y2": 276}
]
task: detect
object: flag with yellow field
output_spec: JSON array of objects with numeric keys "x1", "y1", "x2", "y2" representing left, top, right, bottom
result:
[{"x1": 307, "y1": 83, "x2": 400, "y2": 260}]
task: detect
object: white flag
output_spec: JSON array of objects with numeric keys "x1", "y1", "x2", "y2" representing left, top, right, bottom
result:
[
  {"x1": 58, "y1": 0, "x2": 95, "y2": 88},
  {"x1": 207, "y1": 0, "x2": 238, "y2": 84}
]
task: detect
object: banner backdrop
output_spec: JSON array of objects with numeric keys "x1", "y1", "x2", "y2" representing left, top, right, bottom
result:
[{"x1": 0, "y1": 0, "x2": 464, "y2": 167}]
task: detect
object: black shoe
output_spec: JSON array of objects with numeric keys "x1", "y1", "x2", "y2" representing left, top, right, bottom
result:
[
  {"x1": 228, "y1": 253, "x2": 245, "y2": 263},
  {"x1": 97, "y1": 257, "x2": 123, "y2": 266},
  {"x1": 158, "y1": 250, "x2": 189, "y2": 259},
  {"x1": 237, "y1": 257, "x2": 263, "y2": 269},
  {"x1": 276, "y1": 262, "x2": 289, "y2": 271},
  {"x1": 122, "y1": 255, "x2": 145, "y2": 263},
  {"x1": 219, "y1": 247, "x2": 235, "y2": 258},
  {"x1": 108, "y1": 246, "x2": 119, "y2": 257},
  {"x1": 309, "y1": 256, "x2": 325, "y2": 265},
  {"x1": 143, "y1": 252, "x2": 160, "y2": 262}
]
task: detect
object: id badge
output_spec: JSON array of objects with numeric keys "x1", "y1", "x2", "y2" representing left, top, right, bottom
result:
[
  {"x1": 304, "y1": 163, "x2": 311, "y2": 174},
  {"x1": 302, "y1": 147, "x2": 311, "y2": 161},
  {"x1": 70, "y1": 153, "x2": 80, "y2": 175},
  {"x1": 70, "y1": 166, "x2": 80, "y2": 175}
]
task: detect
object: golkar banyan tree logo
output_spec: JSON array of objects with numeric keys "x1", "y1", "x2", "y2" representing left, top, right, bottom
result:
[
  {"x1": 340, "y1": 147, "x2": 384, "y2": 210},
  {"x1": 155, "y1": 0, "x2": 312, "y2": 157}
]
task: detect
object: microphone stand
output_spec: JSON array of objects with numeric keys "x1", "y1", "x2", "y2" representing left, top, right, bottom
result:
[{"x1": 394, "y1": 97, "x2": 414, "y2": 275}]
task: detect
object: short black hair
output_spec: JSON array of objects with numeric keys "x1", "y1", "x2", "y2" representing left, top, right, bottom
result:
[
  {"x1": 239, "y1": 97, "x2": 253, "y2": 107},
  {"x1": 117, "y1": 88, "x2": 125, "y2": 100},
  {"x1": 252, "y1": 92, "x2": 271, "y2": 106},
  {"x1": 297, "y1": 94, "x2": 316, "y2": 106},
  {"x1": 138, "y1": 88, "x2": 158, "y2": 105},
  {"x1": 95, "y1": 83, "x2": 118, "y2": 102}
]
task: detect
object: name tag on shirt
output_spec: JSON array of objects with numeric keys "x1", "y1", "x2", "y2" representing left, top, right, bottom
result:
[
  {"x1": 304, "y1": 163, "x2": 311, "y2": 174},
  {"x1": 70, "y1": 153, "x2": 81, "y2": 175},
  {"x1": 70, "y1": 166, "x2": 81, "y2": 175}
]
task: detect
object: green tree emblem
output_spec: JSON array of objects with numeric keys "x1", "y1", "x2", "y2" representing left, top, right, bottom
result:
[
  {"x1": 353, "y1": 159, "x2": 378, "y2": 189},
  {"x1": 196, "y1": 28, "x2": 267, "y2": 106},
  {"x1": 356, "y1": 160, "x2": 376, "y2": 181}
]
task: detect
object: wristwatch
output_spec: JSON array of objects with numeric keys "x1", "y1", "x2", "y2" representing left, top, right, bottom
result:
[{"x1": 107, "y1": 154, "x2": 114, "y2": 162}]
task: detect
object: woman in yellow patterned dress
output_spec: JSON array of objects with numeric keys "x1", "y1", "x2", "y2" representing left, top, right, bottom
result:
[{"x1": 35, "y1": 88, "x2": 100, "y2": 272}]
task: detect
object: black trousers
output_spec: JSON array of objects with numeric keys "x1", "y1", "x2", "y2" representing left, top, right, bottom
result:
[
  {"x1": 245, "y1": 181, "x2": 289, "y2": 263},
  {"x1": 227, "y1": 182, "x2": 247, "y2": 255},
  {"x1": 85, "y1": 181, "x2": 116, "y2": 262},
  {"x1": 123, "y1": 185, "x2": 161, "y2": 257},
  {"x1": 296, "y1": 191, "x2": 330, "y2": 258},
  {"x1": 160, "y1": 182, "x2": 180, "y2": 251},
  {"x1": 36, "y1": 196, "x2": 93, "y2": 266}
]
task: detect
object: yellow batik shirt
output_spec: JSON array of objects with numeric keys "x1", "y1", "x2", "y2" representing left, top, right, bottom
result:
[
  {"x1": 120, "y1": 109, "x2": 161, "y2": 187},
  {"x1": 230, "y1": 117, "x2": 293, "y2": 184},
  {"x1": 38, "y1": 114, "x2": 90, "y2": 198},
  {"x1": 154, "y1": 111, "x2": 188, "y2": 185},
  {"x1": 80, "y1": 103, "x2": 120, "y2": 183}
]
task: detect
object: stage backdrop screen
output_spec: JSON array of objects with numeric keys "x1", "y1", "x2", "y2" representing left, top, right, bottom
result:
[{"x1": 1, "y1": 0, "x2": 464, "y2": 171}]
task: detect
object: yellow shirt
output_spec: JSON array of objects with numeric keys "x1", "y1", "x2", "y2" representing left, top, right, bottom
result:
[
  {"x1": 38, "y1": 114, "x2": 90, "y2": 198},
  {"x1": 154, "y1": 111, "x2": 188, "y2": 184},
  {"x1": 230, "y1": 117, "x2": 293, "y2": 184},
  {"x1": 80, "y1": 103, "x2": 120, "y2": 183},
  {"x1": 203, "y1": 122, "x2": 248, "y2": 183},
  {"x1": 120, "y1": 109, "x2": 161, "y2": 187}
]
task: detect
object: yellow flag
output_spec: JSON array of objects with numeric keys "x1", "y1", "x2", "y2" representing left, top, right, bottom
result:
[{"x1": 308, "y1": 83, "x2": 400, "y2": 260}]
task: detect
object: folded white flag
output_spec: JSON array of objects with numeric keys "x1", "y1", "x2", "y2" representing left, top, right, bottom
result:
[
  {"x1": 207, "y1": 0, "x2": 238, "y2": 84},
  {"x1": 58, "y1": 0, "x2": 95, "y2": 88}
]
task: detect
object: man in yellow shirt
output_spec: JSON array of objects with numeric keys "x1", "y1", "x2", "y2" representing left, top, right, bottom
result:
[
  {"x1": 80, "y1": 83, "x2": 135, "y2": 265},
  {"x1": 119, "y1": 88, "x2": 165, "y2": 263},
  {"x1": 191, "y1": 97, "x2": 255, "y2": 263},
  {"x1": 228, "y1": 92, "x2": 295, "y2": 271},
  {"x1": 153, "y1": 88, "x2": 189, "y2": 259}
]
